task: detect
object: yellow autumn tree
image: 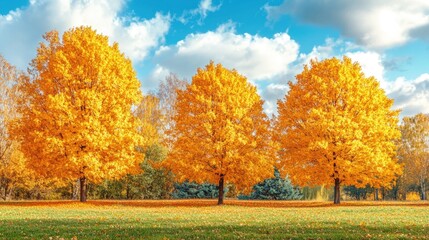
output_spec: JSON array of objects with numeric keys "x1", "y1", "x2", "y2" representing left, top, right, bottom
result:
[
  {"x1": 0, "y1": 143, "x2": 38, "y2": 200},
  {"x1": 164, "y1": 62, "x2": 275, "y2": 205},
  {"x1": 0, "y1": 55, "x2": 36, "y2": 200},
  {"x1": 0, "y1": 55, "x2": 17, "y2": 173},
  {"x1": 276, "y1": 57, "x2": 402, "y2": 204},
  {"x1": 399, "y1": 113, "x2": 429, "y2": 200},
  {"x1": 134, "y1": 95, "x2": 163, "y2": 147},
  {"x1": 12, "y1": 27, "x2": 144, "y2": 202}
]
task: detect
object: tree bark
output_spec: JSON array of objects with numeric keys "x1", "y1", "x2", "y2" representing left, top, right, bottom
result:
[
  {"x1": 374, "y1": 188, "x2": 379, "y2": 201},
  {"x1": 73, "y1": 178, "x2": 79, "y2": 200},
  {"x1": 334, "y1": 178, "x2": 341, "y2": 204},
  {"x1": 80, "y1": 176, "x2": 87, "y2": 202},
  {"x1": 421, "y1": 182, "x2": 427, "y2": 200},
  {"x1": 218, "y1": 175, "x2": 224, "y2": 205}
]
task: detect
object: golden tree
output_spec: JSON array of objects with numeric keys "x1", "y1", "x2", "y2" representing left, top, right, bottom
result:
[
  {"x1": 276, "y1": 57, "x2": 402, "y2": 204},
  {"x1": 399, "y1": 113, "x2": 429, "y2": 200},
  {"x1": 0, "y1": 55, "x2": 18, "y2": 170},
  {"x1": 0, "y1": 143, "x2": 38, "y2": 200},
  {"x1": 164, "y1": 62, "x2": 275, "y2": 205},
  {"x1": 0, "y1": 55, "x2": 33, "y2": 199},
  {"x1": 12, "y1": 27, "x2": 144, "y2": 202},
  {"x1": 134, "y1": 95, "x2": 163, "y2": 147}
]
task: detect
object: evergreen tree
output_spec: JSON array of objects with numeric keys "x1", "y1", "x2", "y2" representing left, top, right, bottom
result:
[
  {"x1": 172, "y1": 181, "x2": 220, "y2": 199},
  {"x1": 239, "y1": 169, "x2": 303, "y2": 200},
  {"x1": 343, "y1": 185, "x2": 373, "y2": 200}
]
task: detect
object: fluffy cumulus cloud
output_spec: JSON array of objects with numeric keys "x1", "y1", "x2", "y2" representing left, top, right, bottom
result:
[
  {"x1": 265, "y1": 0, "x2": 429, "y2": 49},
  {"x1": 346, "y1": 51, "x2": 385, "y2": 85},
  {"x1": 341, "y1": 51, "x2": 429, "y2": 117},
  {"x1": 153, "y1": 21, "x2": 299, "y2": 83},
  {"x1": 259, "y1": 38, "x2": 429, "y2": 117},
  {"x1": 0, "y1": 0, "x2": 170, "y2": 69},
  {"x1": 261, "y1": 83, "x2": 290, "y2": 116},
  {"x1": 386, "y1": 74, "x2": 429, "y2": 117},
  {"x1": 260, "y1": 39, "x2": 386, "y2": 115}
]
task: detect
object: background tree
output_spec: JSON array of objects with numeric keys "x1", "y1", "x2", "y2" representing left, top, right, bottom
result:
[
  {"x1": 343, "y1": 185, "x2": 373, "y2": 200},
  {"x1": 0, "y1": 55, "x2": 17, "y2": 165},
  {"x1": 134, "y1": 95, "x2": 163, "y2": 150},
  {"x1": 164, "y1": 62, "x2": 275, "y2": 205},
  {"x1": 89, "y1": 144, "x2": 174, "y2": 199},
  {"x1": 0, "y1": 55, "x2": 35, "y2": 200},
  {"x1": 87, "y1": 74, "x2": 187, "y2": 200},
  {"x1": 12, "y1": 27, "x2": 144, "y2": 202},
  {"x1": 239, "y1": 168, "x2": 303, "y2": 200},
  {"x1": 399, "y1": 113, "x2": 429, "y2": 200},
  {"x1": 156, "y1": 73, "x2": 188, "y2": 143},
  {"x1": 276, "y1": 57, "x2": 402, "y2": 204},
  {"x1": 172, "y1": 181, "x2": 219, "y2": 199}
]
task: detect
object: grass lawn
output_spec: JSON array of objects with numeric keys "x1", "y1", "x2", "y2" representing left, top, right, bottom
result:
[{"x1": 0, "y1": 200, "x2": 428, "y2": 239}]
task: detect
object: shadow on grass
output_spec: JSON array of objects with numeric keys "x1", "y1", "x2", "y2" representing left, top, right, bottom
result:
[{"x1": 0, "y1": 218, "x2": 424, "y2": 240}]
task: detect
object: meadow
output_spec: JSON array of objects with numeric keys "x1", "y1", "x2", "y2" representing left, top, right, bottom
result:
[{"x1": 0, "y1": 200, "x2": 428, "y2": 239}]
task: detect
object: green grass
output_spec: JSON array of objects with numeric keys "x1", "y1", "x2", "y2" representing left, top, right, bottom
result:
[{"x1": 0, "y1": 200, "x2": 428, "y2": 239}]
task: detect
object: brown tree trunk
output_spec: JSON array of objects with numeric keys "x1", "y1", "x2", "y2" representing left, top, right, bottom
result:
[
  {"x1": 126, "y1": 184, "x2": 131, "y2": 200},
  {"x1": 374, "y1": 188, "x2": 379, "y2": 201},
  {"x1": 421, "y1": 182, "x2": 427, "y2": 200},
  {"x1": 334, "y1": 178, "x2": 341, "y2": 204},
  {"x1": 218, "y1": 175, "x2": 224, "y2": 205},
  {"x1": 80, "y1": 176, "x2": 87, "y2": 202},
  {"x1": 73, "y1": 179, "x2": 79, "y2": 200}
]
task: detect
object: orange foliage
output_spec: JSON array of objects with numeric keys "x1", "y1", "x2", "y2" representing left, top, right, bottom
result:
[
  {"x1": 0, "y1": 55, "x2": 34, "y2": 199},
  {"x1": 399, "y1": 113, "x2": 429, "y2": 200},
  {"x1": 134, "y1": 95, "x2": 162, "y2": 146},
  {"x1": 0, "y1": 54, "x2": 18, "y2": 170},
  {"x1": 11, "y1": 27, "x2": 144, "y2": 184},
  {"x1": 163, "y1": 62, "x2": 275, "y2": 197},
  {"x1": 276, "y1": 57, "x2": 402, "y2": 197}
]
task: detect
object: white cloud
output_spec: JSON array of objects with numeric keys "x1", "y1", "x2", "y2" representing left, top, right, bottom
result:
[
  {"x1": 386, "y1": 74, "x2": 429, "y2": 117},
  {"x1": 261, "y1": 83, "x2": 290, "y2": 116},
  {"x1": 153, "y1": 21, "x2": 299, "y2": 82},
  {"x1": 0, "y1": 0, "x2": 170, "y2": 69},
  {"x1": 259, "y1": 38, "x2": 428, "y2": 117},
  {"x1": 151, "y1": 22, "x2": 299, "y2": 115},
  {"x1": 179, "y1": 0, "x2": 221, "y2": 25},
  {"x1": 144, "y1": 64, "x2": 172, "y2": 90},
  {"x1": 346, "y1": 51, "x2": 385, "y2": 86},
  {"x1": 198, "y1": 0, "x2": 221, "y2": 19},
  {"x1": 265, "y1": 0, "x2": 429, "y2": 49}
]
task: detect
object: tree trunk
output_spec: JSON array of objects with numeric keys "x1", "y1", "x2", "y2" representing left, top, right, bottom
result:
[
  {"x1": 126, "y1": 184, "x2": 130, "y2": 200},
  {"x1": 80, "y1": 176, "x2": 87, "y2": 202},
  {"x1": 73, "y1": 179, "x2": 79, "y2": 200},
  {"x1": 218, "y1": 175, "x2": 224, "y2": 205},
  {"x1": 421, "y1": 182, "x2": 427, "y2": 200},
  {"x1": 334, "y1": 178, "x2": 340, "y2": 204},
  {"x1": 374, "y1": 188, "x2": 379, "y2": 201}
]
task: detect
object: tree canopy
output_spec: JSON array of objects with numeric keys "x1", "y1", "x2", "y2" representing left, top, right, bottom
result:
[
  {"x1": 11, "y1": 27, "x2": 145, "y2": 201},
  {"x1": 276, "y1": 57, "x2": 402, "y2": 204},
  {"x1": 163, "y1": 62, "x2": 275, "y2": 204}
]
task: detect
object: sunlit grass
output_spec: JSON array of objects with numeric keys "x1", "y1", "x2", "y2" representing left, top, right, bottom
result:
[{"x1": 0, "y1": 200, "x2": 428, "y2": 239}]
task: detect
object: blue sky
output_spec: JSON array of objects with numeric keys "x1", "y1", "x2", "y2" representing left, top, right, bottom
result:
[{"x1": 1, "y1": 0, "x2": 428, "y2": 116}]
